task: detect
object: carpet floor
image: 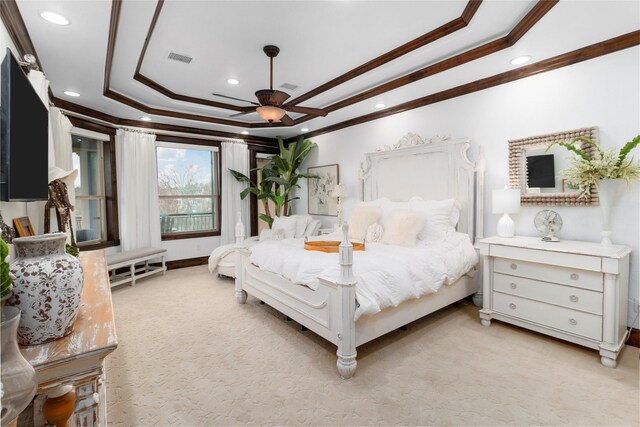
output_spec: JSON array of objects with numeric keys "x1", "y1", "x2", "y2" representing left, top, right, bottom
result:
[{"x1": 106, "y1": 265, "x2": 639, "y2": 426}]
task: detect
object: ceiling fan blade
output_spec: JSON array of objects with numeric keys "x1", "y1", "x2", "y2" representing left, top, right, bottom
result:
[
  {"x1": 270, "y1": 90, "x2": 290, "y2": 105},
  {"x1": 283, "y1": 105, "x2": 328, "y2": 117},
  {"x1": 211, "y1": 93, "x2": 260, "y2": 106},
  {"x1": 229, "y1": 109, "x2": 255, "y2": 118},
  {"x1": 280, "y1": 114, "x2": 294, "y2": 126}
]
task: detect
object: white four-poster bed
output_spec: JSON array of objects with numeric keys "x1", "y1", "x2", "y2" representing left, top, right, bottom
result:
[{"x1": 233, "y1": 134, "x2": 485, "y2": 378}]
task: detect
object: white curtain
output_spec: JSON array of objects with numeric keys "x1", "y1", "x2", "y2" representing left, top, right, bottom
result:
[
  {"x1": 26, "y1": 70, "x2": 55, "y2": 234},
  {"x1": 116, "y1": 129, "x2": 161, "y2": 251},
  {"x1": 221, "y1": 141, "x2": 249, "y2": 245},
  {"x1": 49, "y1": 107, "x2": 76, "y2": 240},
  {"x1": 51, "y1": 107, "x2": 73, "y2": 171}
]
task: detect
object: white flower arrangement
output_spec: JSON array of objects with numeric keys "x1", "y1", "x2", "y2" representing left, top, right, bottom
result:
[{"x1": 548, "y1": 136, "x2": 640, "y2": 198}]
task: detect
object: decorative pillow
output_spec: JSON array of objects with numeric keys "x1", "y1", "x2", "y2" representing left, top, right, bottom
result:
[
  {"x1": 381, "y1": 210, "x2": 426, "y2": 247},
  {"x1": 293, "y1": 215, "x2": 313, "y2": 238},
  {"x1": 304, "y1": 219, "x2": 322, "y2": 237},
  {"x1": 271, "y1": 215, "x2": 297, "y2": 239},
  {"x1": 348, "y1": 206, "x2": 381, "y2": 240},
  {"x1": 259, "y1": 228, "x2": 285, "y2": 241},
  {"x1": 365, "y1": 223, "x2": 384, "y2": 243},
  {"x1": 409, "y1": 198, "x2": 458, "y2": 241}
]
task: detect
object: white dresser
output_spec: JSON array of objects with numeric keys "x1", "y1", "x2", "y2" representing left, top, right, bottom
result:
[{"x1": 477, "y1": 236, "x2": 631, "y2": 368}]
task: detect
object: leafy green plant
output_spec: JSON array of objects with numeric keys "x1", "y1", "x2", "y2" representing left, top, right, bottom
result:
[
  {"x1": 1, "y1": 238, "x2": 13, "y2": 299},
  {"x1": 547, "y1": 135, "x2": 640, "y2": 198},
  {"x1": 230, "y1": 136, "x2": 319, "y2": 227}
]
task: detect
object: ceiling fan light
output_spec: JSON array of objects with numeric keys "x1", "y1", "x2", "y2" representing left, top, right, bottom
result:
[{"x1": 256, "y1": 105, "x2": 286, "y2": 122}]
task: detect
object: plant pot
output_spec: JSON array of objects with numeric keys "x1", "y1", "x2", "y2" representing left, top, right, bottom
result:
[
  {"x1": 597, "y1": 179, "x2": 623, "y2": 246},
  {"x1": 6, "y1": 233, "x2": 84, "y2": 345},
  {"x1": 1, "y1": 306, "x2": 37, "y2": 424}
]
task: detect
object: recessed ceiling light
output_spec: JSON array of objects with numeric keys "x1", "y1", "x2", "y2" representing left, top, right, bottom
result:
[
  {"x1": 227, "y1": 79, "x2": 239, "y2": 85},
  {"x1": 140, "y1": 117, "x2": 152, "y2": 122},
  {"x1": 241, "y1": 131, "x2": 249, "y2": 135},
  {"x1": 375, "y1": 103, "x2": 386, "y2": 109},
  {"x1": 63, "y1": 90, "x2": 80, "y2": 97},
  {"x1": 301, "y1": 128, "x2": 309, "y2": 132},
  {"x1": 510, "y1": 55, "x2": 531, "y2": 65},
  {"x1": 40, "y1": 11, "x2": 70, "y2": 26}
]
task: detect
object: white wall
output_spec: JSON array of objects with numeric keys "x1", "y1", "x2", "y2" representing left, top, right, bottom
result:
[
  {"x1": 298, "y1": 47, "x2": 640, "y2": 327},
  {"x1": 0, "y1": 14, "x2": 28, "y2": 227}
]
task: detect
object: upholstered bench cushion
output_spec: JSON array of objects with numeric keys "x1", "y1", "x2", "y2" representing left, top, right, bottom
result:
[{"x1": 107, "y1": 248, "x2": 166, "y2": 266}]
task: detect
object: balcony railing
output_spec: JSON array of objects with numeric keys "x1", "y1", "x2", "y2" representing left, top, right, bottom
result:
[{"x1": 160, "y1": 212, "x2": 215, "y2": 234}]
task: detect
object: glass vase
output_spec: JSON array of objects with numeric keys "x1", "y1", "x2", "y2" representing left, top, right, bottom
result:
[{"x1": 1, "y1": 306, "x2": 37, "y2": 424}]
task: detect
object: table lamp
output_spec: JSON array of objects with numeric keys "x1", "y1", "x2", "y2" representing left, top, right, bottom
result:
[
  {"x1": 492, "y1": 188, "x2": 520, "y2": 238},
  {"x1": 331, "y1": 183, "x2": 348, "y2": 228}
]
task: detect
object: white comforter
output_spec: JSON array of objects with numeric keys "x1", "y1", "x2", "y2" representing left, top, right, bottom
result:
[{"x1": 248, "y1": 233, "x2": 478, "y2": 320}]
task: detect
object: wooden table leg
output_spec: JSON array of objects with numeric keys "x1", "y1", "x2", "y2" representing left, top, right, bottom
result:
[{"x1": 42, "y1": 385, "x2": 75, "y2": 427}]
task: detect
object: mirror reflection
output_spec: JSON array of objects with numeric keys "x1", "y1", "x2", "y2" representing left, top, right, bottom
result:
[{"x1": 521, "y1": 145, "x2": 579, "y2": 195}]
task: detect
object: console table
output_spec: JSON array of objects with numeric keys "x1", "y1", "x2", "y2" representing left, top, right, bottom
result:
[
  {"x1": 19, "y1": 250, "x2": 118, "y2": 426},
  {"x1": 478, "y1": 236, "x2": 630, "y2": 368}
]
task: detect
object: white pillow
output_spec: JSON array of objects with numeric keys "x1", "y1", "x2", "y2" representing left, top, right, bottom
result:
[
  {"x1": 293, "y1": 215, "x2": 312, "y2": 238},
  {"x1": 381, "y1": 210, "x2": 426, "y2": 247},
  {"x1": 271, "y1": 215, "x2": 297, "y2": 239},
  {"x1": 348, "y1": 206, "x2": 381, "y2": 240},
  {"x1": 259, "y1": 228, "x2": 285, "y2": 241},
  {"x1": 304, "y1": 219, "x2": 322, "y2": 237},
  {"x1": 365, "y1": 223, "x2": 384, "y2": 243},
  {"x1": 409, "y1": 198, "x2": 458, "y2": 242}
]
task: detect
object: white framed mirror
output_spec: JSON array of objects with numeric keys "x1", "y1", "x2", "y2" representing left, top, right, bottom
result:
[{"x1": 508, "y1": 126, "x2": 599, "y2": 206}]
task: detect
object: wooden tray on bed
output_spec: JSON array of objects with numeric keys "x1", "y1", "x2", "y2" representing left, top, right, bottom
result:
[{"x1": 304, "y1": 240, "x2": 365, "y2": 253}]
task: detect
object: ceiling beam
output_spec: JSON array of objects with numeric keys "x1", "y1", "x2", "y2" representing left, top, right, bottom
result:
[
  {"x1": 292, "y1": 30, "x2": 640, "y2": 142},
  {"x1": 0, "y1": 0, "x2": 42, "y2": 70},
  {"x1": 52, "y1": 95, "x2": 278, "y2": 147},
  {"x1": 287, "y1": 0, "x2": 483, "y2": 106},
  {"x1": 291, "y1": 0, "x2": 559, "y2": 123}
]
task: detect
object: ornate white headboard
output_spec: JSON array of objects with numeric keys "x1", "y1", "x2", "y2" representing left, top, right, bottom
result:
[{"x1": 359, "y1": 133, "x2": 485, "y2": 242}]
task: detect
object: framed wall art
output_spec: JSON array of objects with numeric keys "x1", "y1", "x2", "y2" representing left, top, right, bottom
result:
[
  {"x1": 13, "y1": 216, "x2": 35, "y2": 237},
  {"x1": 308, "y1": 164, "x2": 339, "y2": 216}
]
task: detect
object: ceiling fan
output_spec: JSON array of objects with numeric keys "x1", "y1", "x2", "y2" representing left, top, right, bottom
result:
[{"x1": 211, "y1": 45, "x2": 327, "y2": 125}]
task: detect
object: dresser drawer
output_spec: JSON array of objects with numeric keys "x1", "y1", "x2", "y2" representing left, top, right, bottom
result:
[
  {"x1": 493, "y1": 273, "x2": 603, "y2": 315},
  {"x1": 494, "y1": 258, "x2": 602, "y2": 291},
  {"x1": 493, "y1": 292, "x2": 602, "y2": 341}
]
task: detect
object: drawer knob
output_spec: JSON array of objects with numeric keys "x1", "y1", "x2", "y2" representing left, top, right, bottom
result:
[
  {"x1": 510, "y1": 263, "x2": 518, "y2": 270},
  {"x1": 510, "y1": 283, "x2": 517, "y2": 289},
  {"x1": 509, "y1": 303, "x2": 517, "y2": 310},
  {"x1": 570, "y1": 273, "x2": 579, "y2": 281},
  {"x1": 568, "y1": 318, "x2": 577, "y2": 326},
  {"x1": 569, "y1": 295, "x2": 579, "y2": 303}
]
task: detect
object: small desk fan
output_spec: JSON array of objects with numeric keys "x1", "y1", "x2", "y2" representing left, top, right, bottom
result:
[{"x1": 534, "y1": 209, "x2": 562, "y2": 242}]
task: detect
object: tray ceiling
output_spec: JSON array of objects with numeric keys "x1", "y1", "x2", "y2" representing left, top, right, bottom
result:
[{"x1": 15, "y1": 0, "x2": 640, "y2": 140}]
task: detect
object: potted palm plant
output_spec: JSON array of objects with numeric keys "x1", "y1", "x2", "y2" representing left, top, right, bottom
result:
[{"x1": 231, "y1": 137, "x2": 318, "y2": 228}]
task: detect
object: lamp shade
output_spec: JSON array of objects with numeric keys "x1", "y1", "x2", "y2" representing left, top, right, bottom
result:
[
  {"x1": 492, "y1": 188, "x2": 520, "y2": 214},
  {"x1": 331, "y1": 183, "x2": 348, "y2": 198},
  {"x1": 256, "y1": 105, "x2": 286, "y2": 122}
]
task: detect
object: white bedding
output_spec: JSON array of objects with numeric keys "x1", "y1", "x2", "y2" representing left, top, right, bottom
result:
[{"x1": 248, "y1": 232, "x2": 478, "y2": 320}]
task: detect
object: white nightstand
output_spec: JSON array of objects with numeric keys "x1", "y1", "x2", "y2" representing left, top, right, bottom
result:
[{"x1": 477, "y1": 236, "x2": 631, "y2": 368}]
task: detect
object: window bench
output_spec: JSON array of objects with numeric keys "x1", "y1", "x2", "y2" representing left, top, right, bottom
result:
[{"x1": 106, "y1": 248, "x2": 167, "y2": 288}]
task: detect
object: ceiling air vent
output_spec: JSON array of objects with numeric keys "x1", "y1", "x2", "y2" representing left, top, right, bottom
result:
[
  {"x1": 280, "y1": 82, "x2": 298, "y2": 91},
  {"x1": 167, "y1": 52, "x2": 192, "y2": 64}
]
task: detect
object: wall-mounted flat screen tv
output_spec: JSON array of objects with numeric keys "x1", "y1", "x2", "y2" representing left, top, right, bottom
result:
[
  {"x1": 526, "y1": 154, "x2": 555, "y2": 188},
  {"x1": 0, "y1": 48, "x2": 48, "y2": 201}
]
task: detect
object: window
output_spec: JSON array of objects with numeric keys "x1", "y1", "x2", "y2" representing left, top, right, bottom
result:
[
  {"x1": 156, "y1": 142, "x2": 220, "y2": 238},
  {"x1": 72, "y1": 135, "x2": 108, "y2": 245}
]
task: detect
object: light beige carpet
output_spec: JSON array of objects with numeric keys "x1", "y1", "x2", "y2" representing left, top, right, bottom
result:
[{"x1": 106, "y1": 265, "x2": 639, "y2": 426}]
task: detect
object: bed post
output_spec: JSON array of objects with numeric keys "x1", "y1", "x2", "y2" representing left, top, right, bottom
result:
[
  {"x1": 336, "y1": 223, "x2": 357, "y2": 379},
  {"x1": 234, "y1": 211, "x2": 248, "y2": 304},
  {"x1": 472, "y1": 145, "x2": 486, "y2": 307}
]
